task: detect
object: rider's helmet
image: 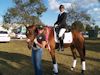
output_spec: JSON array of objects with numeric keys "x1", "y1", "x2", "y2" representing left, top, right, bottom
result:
[{"x1": 59, "y1": 5, "x2": 65, "y2": 9}]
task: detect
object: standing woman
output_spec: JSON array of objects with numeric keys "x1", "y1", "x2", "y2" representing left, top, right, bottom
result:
[
  {"x1": 31, "y1": 25, "x2": 46, "y2": 75},
  {"x1": 54, "y1": 5, "x2": 67, "y2": 51}
]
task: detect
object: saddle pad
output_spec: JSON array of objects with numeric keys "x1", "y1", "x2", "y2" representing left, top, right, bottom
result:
[
  {"x1": 63, "y1": 32, "x2": 73, "y2": 43},
  {"x1": 54, "y1": 30, "x2": 73, "y2": 43}
]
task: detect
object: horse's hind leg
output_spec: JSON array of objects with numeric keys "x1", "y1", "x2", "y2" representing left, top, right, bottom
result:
[
  {"x1": 70, "y1": 45, "x2": 77, "y2": 71},
  {"x1": 80, "y1": 44, "x2": 86, "y2": 75},
  {"x1": 76, "y1": 43, "x2": 86, "y2": 75}
]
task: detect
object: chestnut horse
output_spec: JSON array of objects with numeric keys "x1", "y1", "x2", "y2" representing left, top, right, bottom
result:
[{"x1": 26, "y1": 23, "x2": 86, "y2": 75}]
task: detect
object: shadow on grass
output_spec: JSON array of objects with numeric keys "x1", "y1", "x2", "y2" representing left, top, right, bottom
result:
[
  {"x1": 85, "y1": 43, "x2": 100, "y2": 52},
  {"x1": 85, "y1": 39, "x2": 100, "y2": 52},
  {"x1": 57, "y1": 51, "x2": 100, "y2": 64},
  {"x1": 57, "y1": 44, "x2": 100, "y2": 63},
  {"x1": 0, "y1": 51, "x2": 99, "y2": 75},
  {"x1": 0, "y1": 51, "x2": 80, "y2": 75}
]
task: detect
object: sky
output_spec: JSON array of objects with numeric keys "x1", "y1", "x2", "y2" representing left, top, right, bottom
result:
[
  {"x1": 0, "y1": 0, "x2": 14, "y2": 24},
  {"x1": 0, "y1": 0, "x2": 100, "y2": 27}
]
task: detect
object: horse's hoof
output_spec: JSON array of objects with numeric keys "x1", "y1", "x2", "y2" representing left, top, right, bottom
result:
[
  {"x1": 53, "y1": 70, "x2": 58, "y2": 75},
  {"x1": 80, "y1": 73, "x2": 84, "y2": 75},
  {"x1": 80, "y1": 70, "x2": 85, "y2": 75},
  {"x1": 53, "y1": 73, "x2": 58, "y2": 75},
  {"x1": 71, "y1": 67, "x2": 74, "y2": 71}
]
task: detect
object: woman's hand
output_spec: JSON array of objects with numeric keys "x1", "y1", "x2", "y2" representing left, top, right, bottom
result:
[{"x1": 42, "y1": 41, "x2": 47, "y2": 48}]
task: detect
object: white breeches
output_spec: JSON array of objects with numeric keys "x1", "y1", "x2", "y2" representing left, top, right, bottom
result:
[{"x1": 59, "y1": 28, "x2": 66, "y2": 38}]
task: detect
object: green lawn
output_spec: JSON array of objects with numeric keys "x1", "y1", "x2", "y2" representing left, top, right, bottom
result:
[{"x1": 0, "y1": 40, "x2": 100, "y2": 75}]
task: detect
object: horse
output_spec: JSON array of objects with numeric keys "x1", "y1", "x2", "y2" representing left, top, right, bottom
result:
[{"x1": 26, "y1": 22, "x2": 86, "y2": 75}]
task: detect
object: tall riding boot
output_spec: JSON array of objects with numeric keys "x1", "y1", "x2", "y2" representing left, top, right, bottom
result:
[
  {"x1": 60, "y1": 38, "x2": 64, "y2": 51},
  {"x1": 58, "y1": 37, "x2": 64, "y2": 51}
]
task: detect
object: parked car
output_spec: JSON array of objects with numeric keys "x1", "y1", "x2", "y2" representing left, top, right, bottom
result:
[
  {"x1": 16, "y1": 33, "x2": 26, "y2": 39},
  {"x1": 0, "y1": 31, "x2": 11, "y2": 42}
]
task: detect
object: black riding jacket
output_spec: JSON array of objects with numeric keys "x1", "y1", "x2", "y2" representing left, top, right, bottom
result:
[{"x1": 55, "y1": 12, "x2": 67, "y2": 28}]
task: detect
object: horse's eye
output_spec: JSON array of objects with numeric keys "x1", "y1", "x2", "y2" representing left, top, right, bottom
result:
[{"x1": 27, "y1": 31, "x2": 29, "y2": 34}]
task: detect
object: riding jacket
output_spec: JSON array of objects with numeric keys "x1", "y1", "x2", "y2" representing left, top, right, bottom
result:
[{"x1": 55, "y1": 12, "x2": 67, "y2": 28}]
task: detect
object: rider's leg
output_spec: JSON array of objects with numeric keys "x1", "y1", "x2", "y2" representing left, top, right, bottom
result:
[
  {"x1": 58, "y1": 28, "x2": 66, "y2": 51},
  {"x1": 59, "y1": 37, "x2": 64, "y2": 51}
]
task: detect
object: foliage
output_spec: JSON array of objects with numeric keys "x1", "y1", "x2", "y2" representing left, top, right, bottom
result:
[
  {"x1": 66, "y1": 7, "x2": 92, "y2": 26},
  {"x1": 85, "y1": 24, "x2": 100, "y2": 31},
  {"x1": 94, "y1": 25, "x2": 100, "y2": 31},
  {"x1": 3, "y1": 0, "x2": 47, "y2": 25},
  {"x1": 85, "y1": 24, "x2": 92, "y2": 31},
  {"x1": 65, "y1": 2, "x2": 96, "y2": 31}
]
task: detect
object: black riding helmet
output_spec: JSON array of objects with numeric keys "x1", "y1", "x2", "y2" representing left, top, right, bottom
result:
[{"x1": 59, "y1": 5, "x2": 65, "y2": 9}]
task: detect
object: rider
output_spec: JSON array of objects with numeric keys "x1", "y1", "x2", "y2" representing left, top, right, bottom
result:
[{"x1": 54, "y1": 5, "x2": 67, "y2": 51}]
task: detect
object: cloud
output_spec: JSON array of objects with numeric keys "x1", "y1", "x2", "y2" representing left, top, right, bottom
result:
[
  {"x1": 48, "y1": 0, "x2": 100, "y2": 10},
  {"x1": 98, "y1": 16, "x2": 100, "y2": 19},
  {"x1": 95, "y1": 21, "x2": 100, "y2": 26},
  {"x1": 48, "y1": 0, "x2": 59, "y2": 10},
  {"x1": 58, "y1": 0, "x2": 99, "y2": 4},
  {"x1": 87, "y1": 7, "x2": 100, "y2": 15},
  {"x1": 93, "y1": 8, "x2": 100, "y2": 12},
  {"x1": 48, "y1": 0, "x2": 72, "y2": 12},
  {"x1": 87, "y1": 7, "x2": 100, "y2": 23}
]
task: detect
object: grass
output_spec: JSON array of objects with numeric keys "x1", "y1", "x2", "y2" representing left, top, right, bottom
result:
[{"x1": 0, "y1": 39, "x2": 100, "y2": 75}]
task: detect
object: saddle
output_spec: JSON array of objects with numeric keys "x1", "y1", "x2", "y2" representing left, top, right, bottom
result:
[{"x1": 54, "y1": 27, "x2": 73, "y2": 44}]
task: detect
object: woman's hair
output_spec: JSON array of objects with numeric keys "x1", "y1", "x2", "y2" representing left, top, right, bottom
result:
[{"x1": 59, "y1": 5, "x2": 64, "y2": 9}]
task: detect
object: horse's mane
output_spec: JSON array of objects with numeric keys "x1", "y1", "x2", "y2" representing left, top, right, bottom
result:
[{"x1": 26, "y1": 25, "x2": 35, "y2": 29}]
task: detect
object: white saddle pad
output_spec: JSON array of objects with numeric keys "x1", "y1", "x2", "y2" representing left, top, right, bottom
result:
[{"x1": 54, "y1": 30, "x2": 73, "y2": 43}]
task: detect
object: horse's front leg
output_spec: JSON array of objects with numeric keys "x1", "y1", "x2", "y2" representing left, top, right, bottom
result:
[{"x1": 49, "y1": 49, "x2": 58, "y2": 75}]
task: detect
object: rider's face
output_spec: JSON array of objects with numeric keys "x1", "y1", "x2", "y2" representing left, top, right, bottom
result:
[{"x1": 59, "y1": 8, "x2": 64, "y2": 12}]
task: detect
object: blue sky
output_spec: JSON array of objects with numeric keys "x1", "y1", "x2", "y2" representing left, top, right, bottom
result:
[
  {"x1": 0, "y1": 0, "x2": 14, "y2": 24},
  {"x1": 0, "y1": 0, "x2": 100, "y2": 27}
]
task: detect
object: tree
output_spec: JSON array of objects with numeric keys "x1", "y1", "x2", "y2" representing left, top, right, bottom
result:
[
  {"x1": 3, "y1": 0, "x2": 47, "y2": 25},
  {"x1": 66, "y1": 8, "x2": 92, "y2": 32},
  {"x1": 95, "y1": 25, "x2": 99, "y2": 31},
  {"x1": 3, "y1": 13, "x2": 11, "y2": 23},
  {"x1": 66, "y1": 5, "x2": 92, "y2": 26},
  {"x1": 85, "y1": 24, "x2": 92, "y2": 31}
]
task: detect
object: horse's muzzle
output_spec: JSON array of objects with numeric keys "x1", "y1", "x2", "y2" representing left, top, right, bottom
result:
[{"x1": 26, "y1": 38, "x2": 32, "y2": 49}]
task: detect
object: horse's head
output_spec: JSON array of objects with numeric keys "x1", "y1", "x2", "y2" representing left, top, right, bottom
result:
[{"x1": 26, "y1": 25, "x2": 38, "y2": 49}]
